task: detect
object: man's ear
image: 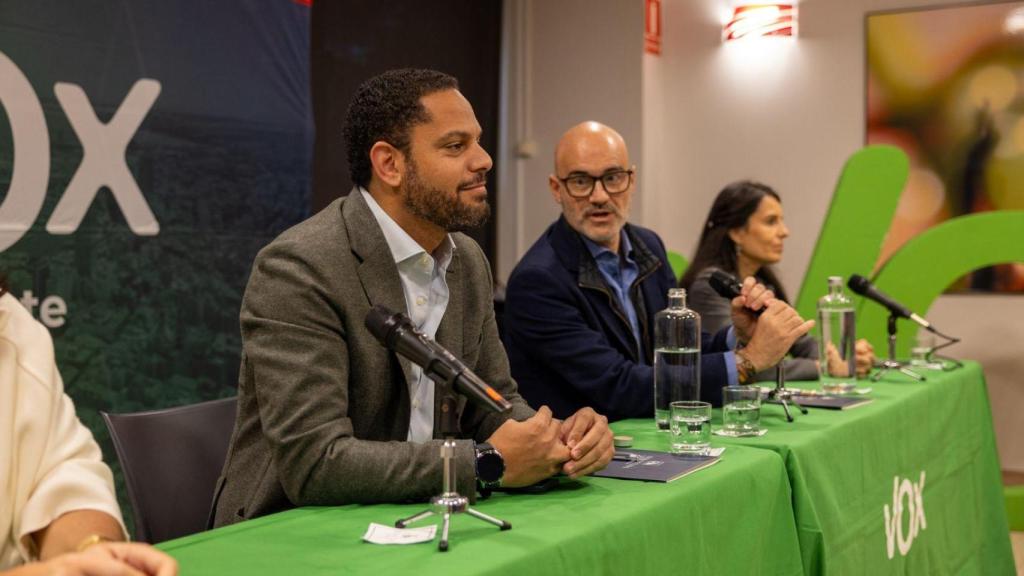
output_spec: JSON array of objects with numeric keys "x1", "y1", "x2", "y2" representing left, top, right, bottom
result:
[
  {"x1": 548, "y1": 174, "x2": 563, "y2": 205},
  {"x1": 370, "y1": 141, "x2": 405, "y2": 188}
]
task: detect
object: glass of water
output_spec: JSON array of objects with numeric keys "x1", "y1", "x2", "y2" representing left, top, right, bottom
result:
[
  {"x1": 669, "y1": 401, "x2": 711, "y2": 454},
  {"x1": 909, "y1": 346, "x2": 931, "y2": 367},
  {"x1": 720, "y1": 386, "x2": 762, "y2": 437}
]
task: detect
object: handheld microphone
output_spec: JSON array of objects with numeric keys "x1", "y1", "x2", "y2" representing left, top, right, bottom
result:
[
  {"x1": 708, "y1": 270, "x2": 763, "y2": 316},
  {"x1": 847, "y1": 274, "x2": 935, "y2": 333},
  {"x1": 364, "y1": 305, "x2": 512, "y2": 414},
  {"x1": 710, "y1": 271, "x2": 791, "y2": 390}
]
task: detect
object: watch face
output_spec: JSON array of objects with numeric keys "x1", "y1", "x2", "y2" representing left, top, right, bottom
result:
[{"x1": 477, "y1": 450, "x2": 504, "y2": 483}]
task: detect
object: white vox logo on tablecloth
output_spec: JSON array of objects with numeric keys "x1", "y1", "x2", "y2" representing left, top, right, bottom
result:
[
  {"x1": 883, "y1": 471, "x2": 927, "y2": 559},
  {"x1": 0, "y1": 50, "x2": 161, "y2": 253}
]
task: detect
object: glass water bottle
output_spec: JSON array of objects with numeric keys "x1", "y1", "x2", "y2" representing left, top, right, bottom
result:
[
  {"x1": 817, "y1": 276, "x2": 857, "y2": 394},
  {"x1": 654, "y1": 288, "x2": 701, "y2": 430}
]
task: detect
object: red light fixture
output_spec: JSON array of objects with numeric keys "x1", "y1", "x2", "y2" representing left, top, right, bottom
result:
[
  {"x1": 645, "y1": 0, "x2": 662, "y2": 55},
  {"x1": 724, "y1": 4, "x2": 796, "y2": 41}
]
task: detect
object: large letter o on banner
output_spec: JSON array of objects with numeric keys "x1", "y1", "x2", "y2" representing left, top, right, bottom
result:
[{"x1": 0, "y1": 50, "x2": 49, "y2": 252}]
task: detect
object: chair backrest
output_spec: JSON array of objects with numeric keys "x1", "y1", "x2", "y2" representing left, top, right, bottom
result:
[{"x1": 101, "y1": 396, "x2": 237, "y2": 543}]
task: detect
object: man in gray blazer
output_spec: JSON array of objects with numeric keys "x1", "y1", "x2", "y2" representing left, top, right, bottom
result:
[{"x1": 212, "y1": 69, "x2": 613, "y2": 527}]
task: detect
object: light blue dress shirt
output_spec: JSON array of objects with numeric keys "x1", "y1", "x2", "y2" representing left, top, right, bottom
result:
[
  {"x1": 361, "y1": 188, "x2": 454, "y2": 443},
  {"x1": 582, "y1": 233, "x2": 642, "y2": 353}
]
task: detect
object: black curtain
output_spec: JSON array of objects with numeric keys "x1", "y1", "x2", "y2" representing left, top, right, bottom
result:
[{"x1": 311, "y1": 0, "x2": 502, "y2": 265}]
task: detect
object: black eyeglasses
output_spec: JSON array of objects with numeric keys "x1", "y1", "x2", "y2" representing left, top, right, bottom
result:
[{"x1": 557, "y1": 169, "x2": 635, "y2": 198}]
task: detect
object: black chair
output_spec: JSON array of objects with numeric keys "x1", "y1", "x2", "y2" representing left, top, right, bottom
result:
[{"x1": 101, "y1": 396, "x2": 237, "y2": 543}]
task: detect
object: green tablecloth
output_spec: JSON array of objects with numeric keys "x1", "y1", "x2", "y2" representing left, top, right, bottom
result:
[
  {"x1": 160, "y1": 361, "x2": 1012, "y2": 575},
  {"x1": 160, "y1": 441, "x2": 801, "y2": 575},
  {"x1": 700, "y1": 360, "x2": 1013, "y2": 575}
]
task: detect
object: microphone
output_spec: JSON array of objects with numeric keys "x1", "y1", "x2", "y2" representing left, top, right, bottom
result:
[
  {"x1": 708, "y1": 270, "x2": 763, "y2": 316},
  {"x1": 710, "y1": 269, "x2": 788, "y2": 389},
  {"x1": 364, "y1": 305, "x2": 512, "y2": 414},
  {"x1": 847, "y1": 274, "x2": 935, "y2": 333}
]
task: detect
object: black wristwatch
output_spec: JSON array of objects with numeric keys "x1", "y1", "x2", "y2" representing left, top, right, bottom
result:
[{"x1": 475, "y1": 442, "x2": 505, "y2": 498}]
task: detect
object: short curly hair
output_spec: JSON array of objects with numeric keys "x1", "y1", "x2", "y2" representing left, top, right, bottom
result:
[{"x1": 343, "y1": 68, "x2": 459, "y2": 188}]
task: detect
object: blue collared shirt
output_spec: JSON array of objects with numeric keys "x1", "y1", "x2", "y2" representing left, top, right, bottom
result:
[
  {"x1": 361, "y1": 188, "x2": 454, "y2": 443},
  {"x1": 582, "y1": 232, "x2": 642, "y2": 353}
]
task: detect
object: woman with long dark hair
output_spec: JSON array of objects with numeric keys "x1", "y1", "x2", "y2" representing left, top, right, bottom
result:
[{"x1": 680, "y1": 180, "x2": 874, "y2": 381}]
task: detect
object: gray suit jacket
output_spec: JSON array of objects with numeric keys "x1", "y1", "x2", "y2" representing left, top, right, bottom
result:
[
  {"x1": 212, "y1": 190, "x2": 534, "y2": 527},
  {"x1": 688, "y1": 267, "x2": 820, "y2": 381}
]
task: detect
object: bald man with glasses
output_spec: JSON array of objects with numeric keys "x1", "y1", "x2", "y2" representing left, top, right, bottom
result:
[{"x1": 502, "y1": 121, "x2": 812, "y2": 421}]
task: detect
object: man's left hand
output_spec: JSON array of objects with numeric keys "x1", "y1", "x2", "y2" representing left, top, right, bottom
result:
[
  {"x1": 558, "y1": 408, "x2": 614, "y2": 480},
  {"x1": 731, "y1": 276, "x2": 774, "y2": 344}
]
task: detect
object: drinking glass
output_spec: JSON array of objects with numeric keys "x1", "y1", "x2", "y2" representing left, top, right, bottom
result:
[
  {"x1": 720, "y1": 386, "x2": 762, "y2": 437},
  {"x1": 669, "y1": 401, "x2": 711, "y2": 454}
]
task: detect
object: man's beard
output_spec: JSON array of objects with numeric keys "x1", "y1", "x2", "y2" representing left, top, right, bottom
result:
[{"x1": 402, "y1": 161, "x2": 491, "y2": 232}]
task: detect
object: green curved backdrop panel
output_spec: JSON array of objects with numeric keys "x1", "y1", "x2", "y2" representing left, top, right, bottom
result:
[
  {"x1": 666, "y1": 250, "x2": 688, "y2": 282},
  {"x1": 860, "y1": 211, "x2": 1024, "y2": 356},
  {"x1": 794, "y1": 145, "x2": 909, "y2": 320}
]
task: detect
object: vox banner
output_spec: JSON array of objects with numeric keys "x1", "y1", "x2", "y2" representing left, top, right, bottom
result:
[{"x1": 0, "y1": 0, "x2": 311, "y2": 460}]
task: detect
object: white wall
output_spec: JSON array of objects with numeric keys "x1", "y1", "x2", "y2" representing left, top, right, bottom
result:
[
  {"x1": 928, "y1": 295, "x2": 1024, "y2": 470},
  {"x1": 497, "y1": 0, "x2": 643, "y2": 283},
  {"x1": 501, "y1": 0, "x2": 1024, "y2": 470}
]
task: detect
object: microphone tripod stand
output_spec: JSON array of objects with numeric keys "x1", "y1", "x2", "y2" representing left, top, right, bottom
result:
[
  {"x1": 762, "y1": 362, "x2": 808, "y2": 422},
  {"x1": 871, "y1": 314, "x2": 925, "y2": 382},
  {"x1": 395, "y1": 389, "x2": 510, "y2": 551}
]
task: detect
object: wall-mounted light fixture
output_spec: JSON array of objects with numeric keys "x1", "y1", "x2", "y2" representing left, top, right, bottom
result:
[{"x1": 724, "y1": 4, "x2": 796, "y2": 41}]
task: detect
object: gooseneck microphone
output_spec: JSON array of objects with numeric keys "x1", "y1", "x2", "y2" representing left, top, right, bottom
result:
[
  {"x1": 847, "y1": 274, "x2": 936, "y2": 333},
  {"x1": 364, "y1": 305, "x2": 512, "y2": 414},
  {"x1": 708, "y1": 270, "x2": 763, "y2": 316}
]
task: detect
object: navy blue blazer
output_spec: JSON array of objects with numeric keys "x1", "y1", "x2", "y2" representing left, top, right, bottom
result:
[{"x1": 503, "y1": 217, "x2": 732, "y2": 421}]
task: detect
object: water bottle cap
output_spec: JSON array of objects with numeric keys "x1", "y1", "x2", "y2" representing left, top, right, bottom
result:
[{"x1": 827, "y1": 276, "x2": 843, "y2": 287}]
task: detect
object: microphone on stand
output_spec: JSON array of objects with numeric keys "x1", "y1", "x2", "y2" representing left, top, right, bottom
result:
[
  {"x1": 364, "y1": 305, "x2": 512, "y2": 414},
  {"x1": 367, "y1": 304, "x2": 515, "y2": 547},
  {"x1": 846, "y1": 274, "x2": 937, "y2": 333}
]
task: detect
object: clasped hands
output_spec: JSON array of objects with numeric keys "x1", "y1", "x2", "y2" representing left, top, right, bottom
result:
[
  {"x1": 6, "y1": 542, "x2": 177, "y2": 576},
  {"x1": 486, "y1": 406, "x2": 614, "y2": 487}
]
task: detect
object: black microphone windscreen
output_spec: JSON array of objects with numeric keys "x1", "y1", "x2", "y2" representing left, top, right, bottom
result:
[
  {"x1": 364, "y1": 305, "x2": 397, "y2": 343},
  {"x1": 847, "y1": 274, "x2": 870, "y2": 295},
  {"x1": 709, "y1": 270, "x2": 743, "y2": 299}
]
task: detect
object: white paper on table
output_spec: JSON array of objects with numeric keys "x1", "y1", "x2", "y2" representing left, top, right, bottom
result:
[
  {"x1": 362, "y1": 522, "x2": 437, "y2": 545},
  {"x1": 706, "y1": 447, "x2": 726, "y2": 457}
]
